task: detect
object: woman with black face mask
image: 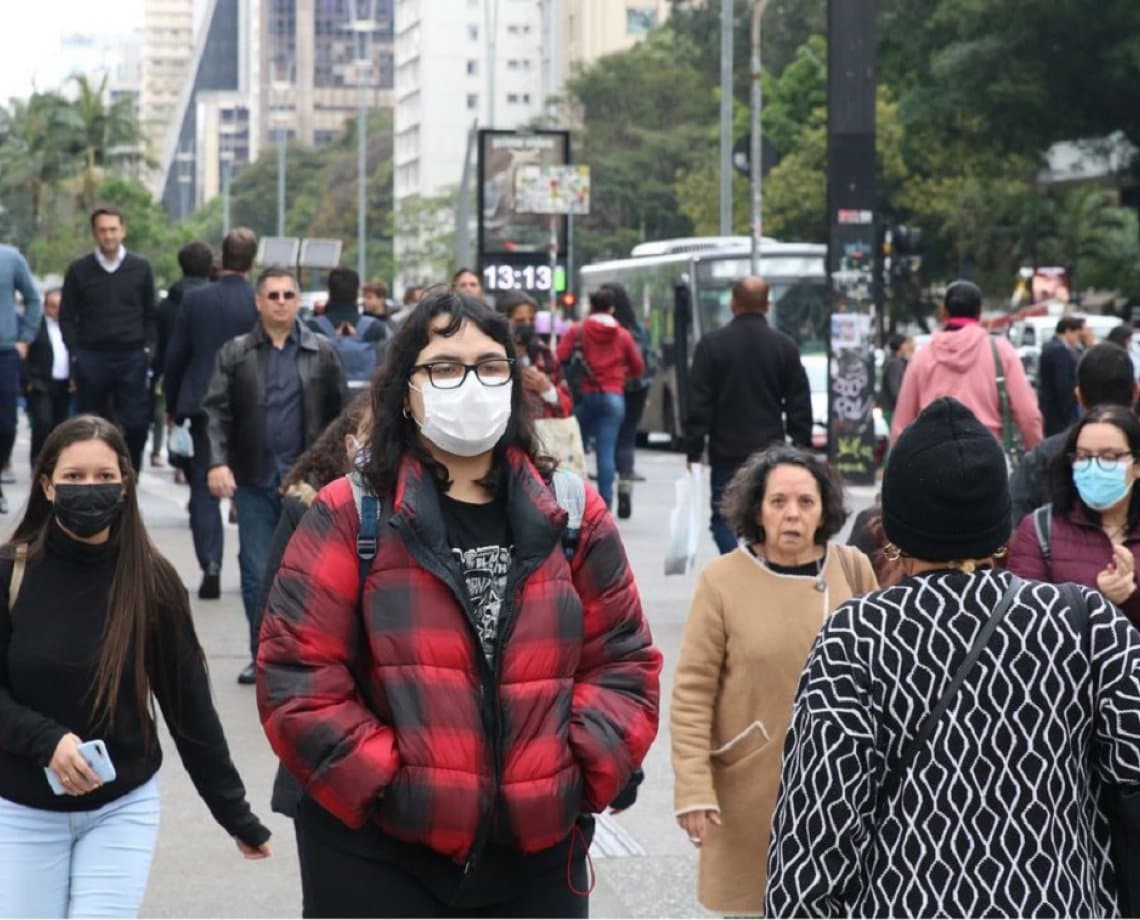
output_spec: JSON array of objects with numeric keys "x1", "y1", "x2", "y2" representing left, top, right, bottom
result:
[
  {"x1": 500, "y1": 291, "x2": 572, "y2": 420},
  {"x1": 0, "y1": 415, "x2": 271, "y2": 918}
]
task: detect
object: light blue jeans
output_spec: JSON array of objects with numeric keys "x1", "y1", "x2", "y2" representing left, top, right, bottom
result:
[
  {"x1": 575, "y1": 391, "x2": 626, "y2": 508},
  {"x1": 0, "y1": 776, "x2": 160, "y2": 918}
]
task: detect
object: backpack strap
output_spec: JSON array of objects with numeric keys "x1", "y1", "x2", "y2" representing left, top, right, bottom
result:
[
  {"x1": 835, "y1": 544, "x2": 866, "y2": 596},
  {"x1": 552, "y1": 468, "x2": 586, "y2": 561},
  {"x1": 354, "y1": 315, "x2": 378, "y2": 339},
  {"x1": 1033, "y1": 502, "x2": 1053, "y2": 565},
  {"x1": 348, "y1": 472, "x2": 381, "y2": 584},
  {"x1": 312, "y1": 315, "x2": 337, "y2": 338},
  {"x1": 8, "y1": 545, "x2": 27, "y2": 610}
]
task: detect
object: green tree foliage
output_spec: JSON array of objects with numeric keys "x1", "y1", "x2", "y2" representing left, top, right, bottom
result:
[{"x1": 567, "y1": 2, "x2": 1139, "y2": 302}]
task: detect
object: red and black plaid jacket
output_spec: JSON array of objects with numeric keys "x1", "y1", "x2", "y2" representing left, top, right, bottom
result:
[{"x1": 257, "y1": 448, "x2": 661, "y2": 864}]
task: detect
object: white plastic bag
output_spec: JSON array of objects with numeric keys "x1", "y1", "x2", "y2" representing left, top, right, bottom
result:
[
  {"x1": 168, "y1": 420, "x2": 194, "y2": 460},
  {"x1": 664, "y1": 464, "x2": 703, "y2": 576}
]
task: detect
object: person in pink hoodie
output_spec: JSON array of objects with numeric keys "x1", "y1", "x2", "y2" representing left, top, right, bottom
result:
[
  {"x1": 556, "y1": 288, "x2": 645, "y2": 507},
  {"x1": 890, "y1": 280, "x2": 1043, "y2": 450}
]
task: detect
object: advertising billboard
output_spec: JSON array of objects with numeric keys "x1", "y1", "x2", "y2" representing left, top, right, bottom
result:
[{"x1": 477, "y1": 129, "x2": 570, "y2": 257}]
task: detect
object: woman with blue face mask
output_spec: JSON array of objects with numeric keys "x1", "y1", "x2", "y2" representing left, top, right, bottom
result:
[{"x1": 1008, "y1": 403, "x2": 1140, "y2": 624}]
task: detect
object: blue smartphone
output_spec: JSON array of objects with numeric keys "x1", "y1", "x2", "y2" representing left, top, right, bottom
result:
[{"x1": 45, "y1": 739, "x2": 117, "y2": 795}]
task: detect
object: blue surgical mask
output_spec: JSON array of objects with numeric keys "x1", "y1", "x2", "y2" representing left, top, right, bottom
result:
[{"x1": 1072, "y1": 460, "x2": 1133, "y2": 510}]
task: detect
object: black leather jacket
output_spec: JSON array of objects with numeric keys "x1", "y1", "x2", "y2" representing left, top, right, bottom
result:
[{"x1": 204, "y1": 321, "x2": 347, "y2": 486}]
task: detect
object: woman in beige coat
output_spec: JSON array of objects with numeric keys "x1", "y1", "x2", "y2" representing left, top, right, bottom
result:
[{"x1": 671, "y1": 446, "x2": 877, "y2": 915}]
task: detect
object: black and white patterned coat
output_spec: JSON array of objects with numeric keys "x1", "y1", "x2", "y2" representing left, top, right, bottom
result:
[{"x1": 765, "y1": 569, "x2": 1140, "y2": 918}]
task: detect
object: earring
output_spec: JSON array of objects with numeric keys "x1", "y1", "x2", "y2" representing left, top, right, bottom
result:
[
  {"x1": 402, "y1": 407, "x2": 411, "y2": 420},
  {"x1": 883, "y1": 543, "x2": 903, "y2": 563},
  {"x1": 993, "y1": 545, "x2": 1009, "y2": 561}
]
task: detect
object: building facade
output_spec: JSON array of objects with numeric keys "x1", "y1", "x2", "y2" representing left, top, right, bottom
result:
[
  {"x1": 393, "y1": 0, "x2": 668, "y2": 284},
  {"x1": 157, "y1": 0, "x2": 395, "y2": 218},
  {"x1": 140, "y1": 0, "x2": 196, "y2": 162}
]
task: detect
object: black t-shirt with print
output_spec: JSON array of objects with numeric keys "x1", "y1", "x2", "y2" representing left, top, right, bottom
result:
[{"x1": 439, "y1": 493, "x2": 514, "y2": 664}]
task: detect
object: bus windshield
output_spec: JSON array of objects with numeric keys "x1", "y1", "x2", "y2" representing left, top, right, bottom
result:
[{"x1": 695, "y1": 275, "x2": 829, "y2": 354}]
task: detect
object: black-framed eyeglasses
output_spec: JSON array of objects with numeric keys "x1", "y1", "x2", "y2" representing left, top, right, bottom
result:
[
  {"x1": 411, "y1": 358, "x2": 514, "y2": 390},
  {"x1": 266, "y1": 290, "x2": 298, "y2": 302},
  {"x1": 1070, "y1": 451, "x2": 1135, "y2": 472}
]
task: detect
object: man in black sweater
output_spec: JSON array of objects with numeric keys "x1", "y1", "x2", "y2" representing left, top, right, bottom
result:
[
  {"x1": 60, "y1": 205, "x2": 157, "y2": 472},
  {"x1": 684, "y1": 276, "x2": 813, "y2": 553}
]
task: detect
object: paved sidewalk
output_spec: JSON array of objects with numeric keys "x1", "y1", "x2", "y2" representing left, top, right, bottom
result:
[{"x1": 2, "y1": 434, "x2": 874, "y2": 918}]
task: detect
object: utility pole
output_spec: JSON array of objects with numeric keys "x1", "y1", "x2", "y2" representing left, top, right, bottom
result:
[
  {"x1": 349, "y1": 2, "x2": 377, "y2": 281},
  {"x1": 750, "y1": 0, "x2": 769, "y2": 274},
  {"x1": 276, "y1": 131, "x2": 286, "y2": 236},
  {"x1": 719, "y1": 0, "x2": 733, "y2": 236}
]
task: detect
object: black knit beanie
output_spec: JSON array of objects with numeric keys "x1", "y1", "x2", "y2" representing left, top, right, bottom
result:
[{"x1": 882, "y1": 397, "x2": 1011, "y2": 561}]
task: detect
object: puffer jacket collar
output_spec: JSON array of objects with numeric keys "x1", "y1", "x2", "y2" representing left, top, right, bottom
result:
[{"x1": 391, "y1": 446, "x2": 567, "y2": 568}]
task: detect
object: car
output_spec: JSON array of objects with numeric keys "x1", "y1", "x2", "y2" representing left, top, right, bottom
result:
[
  {"x1": 802, "y1": 353, "x2": 889, "y2": 455},
  {"x1": 1008, "y1": 313, "x2": 1121, "y2": 384}
]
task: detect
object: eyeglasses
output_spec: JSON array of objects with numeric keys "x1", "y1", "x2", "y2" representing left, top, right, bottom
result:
[
  {"x1": 1071, "y1": 451, "x2": 1135, "y2": 472},
  {"x1": 265, "y1": 290, "x2": 298, "y2": 302},
  {"x1": 411, "y1": 358, "x2": 514, "y2": 389}
]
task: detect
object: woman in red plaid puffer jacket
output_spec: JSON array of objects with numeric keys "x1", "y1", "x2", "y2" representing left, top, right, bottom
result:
[{"x1": 257, "y1": 289, "x2": 661, "y2": 918}]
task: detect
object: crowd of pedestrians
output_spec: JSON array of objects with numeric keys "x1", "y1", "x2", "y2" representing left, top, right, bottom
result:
[{"x1": 0, "y1": 206, "x2": 1139, "y2": 920}]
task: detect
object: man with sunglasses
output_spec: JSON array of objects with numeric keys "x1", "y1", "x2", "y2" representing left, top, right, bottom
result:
[{"x1": 204, "y1": 265, "x2": 347, "y2": 683}]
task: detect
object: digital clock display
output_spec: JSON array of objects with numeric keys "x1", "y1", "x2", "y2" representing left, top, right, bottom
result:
[{"x1": 481, "y1": 262, "x2": 561, "y2": 292}]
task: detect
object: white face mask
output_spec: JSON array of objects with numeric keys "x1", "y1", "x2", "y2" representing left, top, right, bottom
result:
[{"x1": 410, "y1": 375, "x2": 513, "y2": 457}]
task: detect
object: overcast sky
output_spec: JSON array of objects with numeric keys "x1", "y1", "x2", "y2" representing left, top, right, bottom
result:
[{"x1": 0, "y1": 0, "x2": 208, "y2": 103}]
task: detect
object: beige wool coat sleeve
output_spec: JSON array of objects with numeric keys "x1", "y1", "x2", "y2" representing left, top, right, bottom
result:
[{"x1": 671, "y1": 568, "x2": 727, "y2": 815}]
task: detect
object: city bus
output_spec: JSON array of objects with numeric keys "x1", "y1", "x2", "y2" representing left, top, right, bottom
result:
[{"x1": 578, "y1": 238, "x2": 828, "y2": 446}]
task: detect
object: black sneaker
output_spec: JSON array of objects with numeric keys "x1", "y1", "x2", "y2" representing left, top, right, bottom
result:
[
  {"x1": 237, "y1": 663, "x2": 256, "y2": 685},
  {"x1": 198, "y1": 564, "x2": 221, "y2": 600},
  {"x1": 617, "y1": 491, "x2": 632, "y2": 520}
]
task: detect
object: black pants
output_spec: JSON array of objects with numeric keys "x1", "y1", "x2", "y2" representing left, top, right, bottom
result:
[
  {"x1": 616, "y1": 385, "x2": 649, "y2": 477},
  {"x1": 74, "y1": 347, "x2": 150, "y2": 472},
  {"x1": 27, "y1": 380, "x2": 72, "y2": 467},
  {"x1": 187, "y1": 414, "x2": 223, "y2": 571},
  {"x1": 296, "y1": 797, "x2": 590, "y2": 919},
  {"x1": 0, "y1": 350, "x2": 21, "y2": 472}
]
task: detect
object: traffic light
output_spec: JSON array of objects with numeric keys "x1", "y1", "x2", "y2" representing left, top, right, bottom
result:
[{"x1": 560, "y1": 292, "x2": 577, "y2": 312}]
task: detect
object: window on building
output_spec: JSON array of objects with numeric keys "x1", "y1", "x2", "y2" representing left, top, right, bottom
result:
[
  {"x1": 468, "y1": 24, "x2": 479, "y2": 40},
  {"x1": 467, "y1": 60, "x2": 478, "y2": 76},
  {"x1": 626, "y1": 6, "x2": 657, "y2": 35},
  {"x1": 467, "y1": 93, "x2": 478, "y2": 110}
]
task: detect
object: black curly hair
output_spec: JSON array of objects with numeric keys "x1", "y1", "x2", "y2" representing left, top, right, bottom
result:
[{"x1": 363, "y1": 286, "x2": 554, "y2": 499}]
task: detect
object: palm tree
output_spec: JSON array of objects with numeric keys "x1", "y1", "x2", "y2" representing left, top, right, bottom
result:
[{"x1": 70, "y1": 74, "x2": 146, "y2": 210}]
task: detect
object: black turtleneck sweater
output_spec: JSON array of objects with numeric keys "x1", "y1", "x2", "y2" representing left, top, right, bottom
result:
[{"x1": 0, "y1": 521, "x2": 269, "y2": 846}]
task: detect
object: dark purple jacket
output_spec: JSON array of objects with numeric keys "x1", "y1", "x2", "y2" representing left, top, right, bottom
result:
[{"x1": 1007, "y1": 502, "x2": 1140, "y2": 625}]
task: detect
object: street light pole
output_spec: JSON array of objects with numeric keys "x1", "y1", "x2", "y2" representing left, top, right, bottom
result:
[
  {"x1": 719, "y1": 0, "x2": 733, "y2": 236},
  {"x1": 349, "y1": 4, "x2": 377, "y2": 282},
  {"x1": 750, "y1": 0, "x2": 769, "y2": 275},
  {"x1": 277, "y1": 130, "x2": 286, "y2": 236}
]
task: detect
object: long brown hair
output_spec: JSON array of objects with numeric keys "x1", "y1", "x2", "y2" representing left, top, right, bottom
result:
[{"x1": 6, "y1": 416, "x2": 201, "y2": 749}]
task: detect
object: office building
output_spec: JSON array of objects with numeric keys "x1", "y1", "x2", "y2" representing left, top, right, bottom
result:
[
  {"x1": 140, "y1": 0, "x2": 196, "y2": 161},
  {"x1": 157, "y1": 0, "x2": 395, "y2": 219}
]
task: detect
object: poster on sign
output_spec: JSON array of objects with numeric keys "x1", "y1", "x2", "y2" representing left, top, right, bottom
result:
[{"x1": 514, "y1": 165, "x2": 592, "y2": 216}]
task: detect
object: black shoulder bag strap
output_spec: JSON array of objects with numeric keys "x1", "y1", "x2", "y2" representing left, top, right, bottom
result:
[{"x1": 875, "y1": 574, "x2": 1022, "y2": 820}]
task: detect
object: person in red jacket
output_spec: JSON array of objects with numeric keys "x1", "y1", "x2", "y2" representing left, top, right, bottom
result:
[
  {"x1": 1008, "y1": 403, "x2": 1140, "y2": 625},
  {"x1": 257, "y1": 287, "x2": 661, "y2": 918},
  {"x1": 556, "y1": 288, "x2": 645, "y2": 508}
]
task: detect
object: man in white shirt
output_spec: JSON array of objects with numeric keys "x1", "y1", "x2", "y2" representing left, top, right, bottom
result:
[{"x1": 24, "y1": 288, "x2": 72, "y2": 466}]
